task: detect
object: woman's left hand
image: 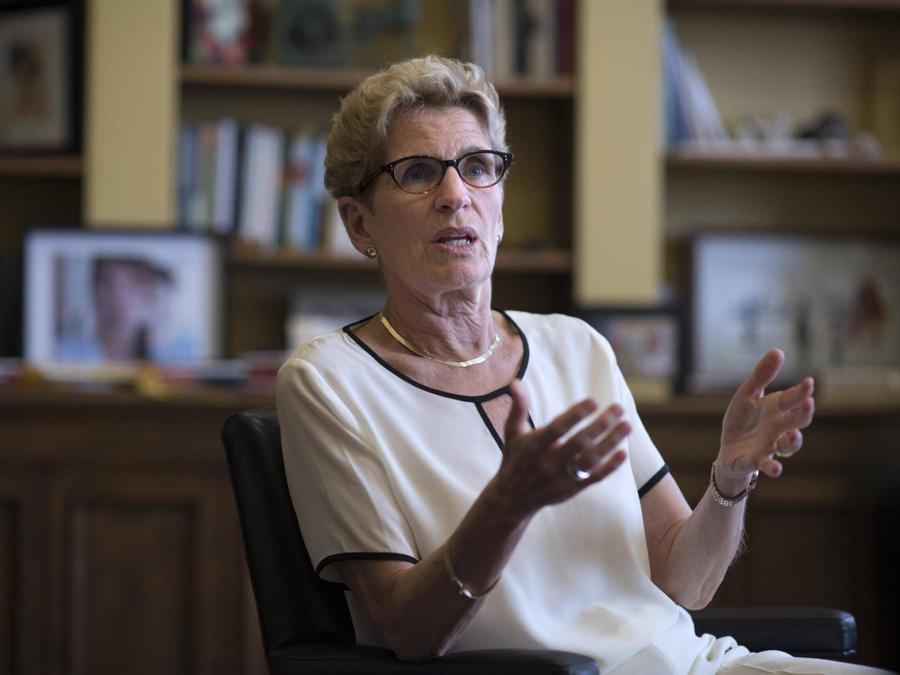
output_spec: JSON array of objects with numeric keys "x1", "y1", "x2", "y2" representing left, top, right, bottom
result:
[{"x1": 716, "y1": 349, "x2": 815, "y2": 491}]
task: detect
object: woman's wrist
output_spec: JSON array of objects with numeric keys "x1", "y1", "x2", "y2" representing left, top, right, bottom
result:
[{"x1": 712, "y1": 461, "x2": 753, "y2": 498}]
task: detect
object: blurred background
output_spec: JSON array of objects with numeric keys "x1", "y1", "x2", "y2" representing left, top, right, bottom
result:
[{"x1": 0, "y1": 0, "x2": 898, "y2": 673}]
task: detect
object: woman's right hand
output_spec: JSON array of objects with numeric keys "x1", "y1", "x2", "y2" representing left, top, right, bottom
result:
[{"x1": 493, "y1": 379, "x2": 632, "y2": 518}]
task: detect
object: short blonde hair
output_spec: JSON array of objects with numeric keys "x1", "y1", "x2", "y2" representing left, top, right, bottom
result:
[{"x1": 324, "y1": 55, "x2": 508, "y2": 199}]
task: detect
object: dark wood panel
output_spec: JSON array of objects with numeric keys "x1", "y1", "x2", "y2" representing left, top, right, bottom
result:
[
  {"x1": 0, "y1": 475, "x2": 46, "y2": 675},
  {"x1": 644, "y1": 405, "x2": 900, "y2": 669},
  {"x1": 0, "y1": 501, "x2": 16, "y2": 675},
  {"x1": 67, "y1": 500, "x2": 193, "y2": 675},
  {"x1": 47, "y1": 474, "x2": 244, "y2": 675}
]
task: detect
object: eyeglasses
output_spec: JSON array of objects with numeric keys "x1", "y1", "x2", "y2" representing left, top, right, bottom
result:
[{"x1": 358, "y1": 150, "x2": 514, "y2": 195}]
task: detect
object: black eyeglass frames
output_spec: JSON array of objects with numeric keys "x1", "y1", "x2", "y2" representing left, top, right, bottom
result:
[{"x1": 358, "y1": 150, "x2": 514, "y2": 195}]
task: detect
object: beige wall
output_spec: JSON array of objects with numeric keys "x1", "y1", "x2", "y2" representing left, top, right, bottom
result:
[
  {"x1": 84, "y1": 0, "x2": 177, "y2": 226},
  {"x1": 575, "y1": 0, "x2": 663, "y2": 305}
]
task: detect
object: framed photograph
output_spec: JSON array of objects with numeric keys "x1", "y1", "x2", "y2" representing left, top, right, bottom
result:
[
  {"x1": 0, "y1": 1, "x2": 82, "y2": 152},
  {"x1": 690, "y1": 232, "x2": 900, "y2": 392},
  {"x1": 578, "y1": 306, "x2": 684, "y2": 399},
  {"x1": 25, "y1": 229, "x2": 225, "y2": 368}
]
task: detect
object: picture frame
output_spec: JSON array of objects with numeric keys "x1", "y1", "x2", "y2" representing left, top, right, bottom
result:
[
  {"x1": 0, "y1": 0, "x2": 82, "y2": 153},
  {"x1": 24, "y1": 229, "x2": 225, "y2": 369},
  {"x1": 577, "y1": 306, "x2": 685, "y2": 400},
  {"x1": 689, "y1": 231, "x2": 900, "y2": 393}
]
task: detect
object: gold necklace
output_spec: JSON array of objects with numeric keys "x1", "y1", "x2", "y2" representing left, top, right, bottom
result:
[{"x1": 378, "y1": 312, "x2": 501, "y2": 368}]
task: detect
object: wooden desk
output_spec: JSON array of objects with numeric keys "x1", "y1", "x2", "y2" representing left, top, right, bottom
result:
[{"x1": 2, "y1": 391, "x2": 897, "y2": 673}]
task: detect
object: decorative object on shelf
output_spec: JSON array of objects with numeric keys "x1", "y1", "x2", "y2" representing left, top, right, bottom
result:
[
  {"x1": 186, "y1": 0, "x2": 258, "y2": 66},
  {"x1": 272, "y1": 0, "x2": 348, "y2": 67},
  {"x1": 273, "y1": 0, "x2": 421, "y2": 69},
  {"x1": 577, "y1": 306, "x2": 684, "y2": 401},
  {"x1": 689, "y1": 231, "x2": 900, "y2": 393},
  {"x1": 0, "y1": 0, "x2": 82, "y2": 153},
  {"x1": 24, "y1": 229, "x2": 226, "y2": 372}
]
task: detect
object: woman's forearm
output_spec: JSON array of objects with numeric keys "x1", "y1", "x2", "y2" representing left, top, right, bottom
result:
[
  {"x1": 653, "y1": 468, "x2": 752, "y2": 609},
  {"x1": 349, "y1": 478, "x2": 533, "y2": 661}
]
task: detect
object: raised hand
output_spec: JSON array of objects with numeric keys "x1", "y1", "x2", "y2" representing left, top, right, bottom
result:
[
  {"x1": 716, "y1": 349, "x2": 815, "y2": 489},
  {"x1": 493, "y1": 379, "x2": 632, "y2": 518}
]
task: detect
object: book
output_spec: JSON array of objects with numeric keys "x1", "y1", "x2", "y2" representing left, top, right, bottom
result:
[
  {"x1": 238, "y1": 124, "x2": 285, "y2": 248},
  {"x1": 282, "y1": 134, "x2": 327, "y2": 251},
  {"x1": 468, "y1": 0, "x2": 494, "y2": 76},
  {"x1": 211, "y1": 118, "x2": 239, "y2": 235}
]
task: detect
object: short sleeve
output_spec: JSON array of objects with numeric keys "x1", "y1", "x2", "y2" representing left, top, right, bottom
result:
[
  {"x1": 581, "y1": 322, "x2": 669, "y2": 497},
  {"x1": 613, "y1": 364, "x2": 669, "y2": 497},
  {"x1": 276, "y1": 356, "x2": 419, "y2": 583}
]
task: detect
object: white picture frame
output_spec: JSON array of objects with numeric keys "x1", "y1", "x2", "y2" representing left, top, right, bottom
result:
[
  {"x1": 690, "y1": 232, "x2": 900, "y2": 392},
  {"x1": 25, "y1": 229, "x2": 225, "y2": 369}
]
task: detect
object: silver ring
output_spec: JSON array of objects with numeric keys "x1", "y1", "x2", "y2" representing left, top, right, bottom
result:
[{"x1": 567, "y1": 457, "x2": 591, "y2": 482}]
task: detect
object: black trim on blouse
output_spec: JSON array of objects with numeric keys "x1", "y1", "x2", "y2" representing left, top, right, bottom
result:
[
  {"x1": 638, "y1": 464, "x2": 670, "y2": 498},
  {"x1": 315, "y1": 552, "x2": 420, "y2": 581},
  {"x1": 342, "y1": 309, "x2": 530, "y2": 403},
  {"x1": 475, "y1": 400, "x2": 505, "y2": 452}
]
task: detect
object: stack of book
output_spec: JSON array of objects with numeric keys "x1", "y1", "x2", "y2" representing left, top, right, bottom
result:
[
  {"x1": 662, "y1": 20, "x2": 727, "y2": 150},
  {"x1": 178, "y1": 121, "x2": 352, "y2": 255},
  {"x1": 469, "y1": 0, "x2": 575, "y2": 80}
]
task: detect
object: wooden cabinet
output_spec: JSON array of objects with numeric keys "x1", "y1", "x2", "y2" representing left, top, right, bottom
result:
[
  {"x1": 0, "y1": 393, "x2": 268, "y2": 675},
  {"x1": 3, "y1": 391, "x2": 898, "y2": 672}
]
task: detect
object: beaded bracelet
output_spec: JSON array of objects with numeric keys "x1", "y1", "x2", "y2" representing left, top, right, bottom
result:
[{"x1": 710, "y1": 461, "x2": 758, "y2": 508}]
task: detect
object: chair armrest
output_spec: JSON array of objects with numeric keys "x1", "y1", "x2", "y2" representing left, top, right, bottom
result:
[
  {"x1": 268, "y1": 643, "x2": 598, "y2": 674},
  {"x1": 690, "y1": 607, "x2": 857, "y2": 659}
]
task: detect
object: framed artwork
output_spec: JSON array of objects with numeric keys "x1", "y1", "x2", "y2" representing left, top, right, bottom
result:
[
  {"x1": 286, "y1": 285, "x2": 386, "y2": 350},
  {"x1": 690, "y1": 232, "x2": 900, "y2": 392},
  {"x1": 0, "y1": 1, "x2": 82, "y2": 152},
  {"x1": 578, "y1": 306, "x2": 684, "y2": 398},
  {"x1": 24, "y1": 229, "x2": 225, "y2": 369}
]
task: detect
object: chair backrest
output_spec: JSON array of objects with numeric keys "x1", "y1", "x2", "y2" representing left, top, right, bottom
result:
[{"x1": 221, "y1": 405, "x2": 355, "y2": 653}]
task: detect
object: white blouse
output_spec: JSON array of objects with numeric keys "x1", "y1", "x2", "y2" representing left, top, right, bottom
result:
[{"x1": 276, "y1": 311, "x2": 737, "y2": 674}]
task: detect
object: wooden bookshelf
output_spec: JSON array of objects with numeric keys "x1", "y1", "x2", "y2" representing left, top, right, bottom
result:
[
  {"x1": 229, "y1": 243, "x2": 573, "y2": 274},
  {"x1": 666, "y1": 152, "x2": 900, "y2": 176},
  {"x1": 667, "y1": 0, "x2": 900, "y2": 12},
  {"x1": 0, "y1": 154, "x2": 82, "y2": 178},
  {"x1": 181, "y1": 63, "x2": 575, "y2": 100}
]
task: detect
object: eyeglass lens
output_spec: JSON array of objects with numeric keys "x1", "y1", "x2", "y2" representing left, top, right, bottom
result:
[{"x1": 393, "y1": 152, "x2": 506, "y2": 193}]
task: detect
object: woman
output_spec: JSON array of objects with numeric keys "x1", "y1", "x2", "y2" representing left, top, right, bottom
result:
[{"x1": 276, "y1": 56, "x2": 891, "y2": 674}]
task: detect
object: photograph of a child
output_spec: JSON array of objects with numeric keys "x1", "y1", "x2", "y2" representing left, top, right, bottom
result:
[{"x1": 26, "y1": 231, "x2": 223, "y2": 366}]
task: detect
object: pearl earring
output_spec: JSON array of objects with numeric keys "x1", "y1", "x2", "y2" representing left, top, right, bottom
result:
[{"x1": 364, "y1": 245, "x2": 378, "y2": 259}]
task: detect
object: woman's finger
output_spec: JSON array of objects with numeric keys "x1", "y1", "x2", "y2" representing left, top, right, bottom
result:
[
  {"x1": 504, "y1": 379, "x2": 531, "y2": 441},
  {"x1": 570, "y1": 420, "x2": 632, "y2": 470},
  {"x1": 735, "y1": 349, "x2": 784, "y2": 399},
  {"x1": 781, "y1": 397, "x2": 815, "y2": 431},
  {"x1": 772, "y1": 429, "x2": 803, "y2": 458},
  {"x1": 758, "y1": 455, "x2": 783, "y2": 478},
  {"x1": 776, "y1": 377, "x2": 815, "y2": 412},
  {"x1": 583, "y1": 448, "x2": 628, "y2": 486},
  {"x1": 538, "y1": 398, "x2": 599, "y2": 446},
  {"x1": 561, "y1": 404, "x2": 624, "y2": 453}
]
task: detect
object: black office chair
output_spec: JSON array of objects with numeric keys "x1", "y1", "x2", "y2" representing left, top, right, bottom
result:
[{"x1": 221, "y1": 406, "x2": 857, "y2": 674}]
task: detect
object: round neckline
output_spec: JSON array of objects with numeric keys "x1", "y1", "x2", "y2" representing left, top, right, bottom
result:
[{"x1": 342, "y1": 309, "x2": 530, "y2": 403}]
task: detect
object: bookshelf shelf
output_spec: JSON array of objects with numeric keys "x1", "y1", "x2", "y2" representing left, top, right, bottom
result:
[
  {"x1": 666, "y1": 152, "x2": 900, "y2": 176},
  {"x1": 180, "y1": 64, "x2": 574, "y2": 99},
  {"x1": 667, "y1": 0, "x2": 900, "y2": 12},
  {"x1": 0, "y1": 155, "x2": 82, "y2": 178},
  {"x1": 228, "y1": 244, "x2": 573, "y2": 274}
]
